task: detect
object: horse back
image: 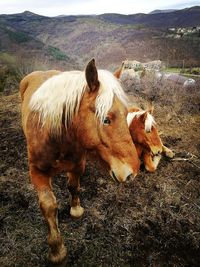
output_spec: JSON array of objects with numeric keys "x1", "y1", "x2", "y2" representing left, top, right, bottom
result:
[
  {"x1": 20, "y1": 70, "x2": 61, "y2": 132},
  {"x1": 20, "y1": 70, "x2": 61, "y2": 101}
]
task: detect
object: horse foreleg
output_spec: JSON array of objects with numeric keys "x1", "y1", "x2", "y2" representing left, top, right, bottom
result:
[
  {"x1": 143, "y1": 153, "x2": 161, "y2": 172},
  {"x1": 162, "y1": 145, "x2": 175, "y2": 158},
  {"x1": 30, "y1": 165, "x2": 67, "y2": 263}
]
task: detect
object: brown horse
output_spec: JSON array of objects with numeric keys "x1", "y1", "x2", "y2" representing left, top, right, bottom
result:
[
  {"x1": 127, "y1": 107, "x2": 174, "y2": 172},
  {"x1": 20, "y1": 59, "x2": 140, "y2": 263}
]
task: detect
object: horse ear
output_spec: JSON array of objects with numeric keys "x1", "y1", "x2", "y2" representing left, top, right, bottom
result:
[
  {"x1": 128, "y1": 106, "x2": 140, "y2": 113},
  {"x1": 148, "y1": 105, "x2": 154, "y2": 114},
  {"x1": 114, "y1": 62, "x2": 124, "y2": 79},
  {"x1": 85, "y1": 58, "x2": 99, "y2": 92},
  {"x1": 147, "y1": 101, "x2": 154, "y2": 114},
  {"x1": 140, "y1": 111, "x2": 148, "y2": 123}
]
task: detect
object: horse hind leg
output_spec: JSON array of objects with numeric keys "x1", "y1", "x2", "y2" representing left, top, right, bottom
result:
[
  {"x1": 30, "y1": 166, "x2": 67, "y2": 263},
  {"x1": 67, "y1": 171, "x2": 84, "y2": 218}
]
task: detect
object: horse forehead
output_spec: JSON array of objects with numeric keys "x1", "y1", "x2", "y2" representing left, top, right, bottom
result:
[
  {"x1": 127, "y1": 111, "x2": 144, "y2": 126},
  {"x1": 151, "y1": 126, "x2": 160, "y2": 139},
  {"x1": 110, "y1": 97, "x2": 127, "y2": 114}
]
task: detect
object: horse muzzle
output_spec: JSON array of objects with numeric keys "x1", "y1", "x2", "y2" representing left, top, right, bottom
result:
[
  {"x1": 150, "y1": 146, "x2": 162, "y2": 157},
  {"x1": 109, "y1": 163, "x2": 136, "y2": 183}
]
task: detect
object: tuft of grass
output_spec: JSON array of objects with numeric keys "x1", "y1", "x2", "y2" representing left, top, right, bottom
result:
[{"x1": 165, "y1": 67, "x2": 182, "y2": 73}]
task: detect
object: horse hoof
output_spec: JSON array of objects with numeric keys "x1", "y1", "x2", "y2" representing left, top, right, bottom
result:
[
  {"x1": 70, "y1": 205, "x2": 84, "y2": 218},
  {"x1": 166, "y1": 150, "x2": 175, "y2": 158},
  {"x1": 145, "y1": 166, "x2": 156, "y2": 172},
  {"x1": 48, "y1": 243, "x2": 67, "y2": 264}
]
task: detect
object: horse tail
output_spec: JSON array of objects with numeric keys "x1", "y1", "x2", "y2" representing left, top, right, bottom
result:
[{"x1": 19, "y1": 76, "x2": 29, "y2": 101}]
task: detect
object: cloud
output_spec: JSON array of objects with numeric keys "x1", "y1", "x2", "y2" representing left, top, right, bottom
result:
[{"x1": 165, "y1": 0, "x2": 200, "y2": 9}]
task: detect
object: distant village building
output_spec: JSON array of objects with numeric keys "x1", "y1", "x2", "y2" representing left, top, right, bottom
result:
[
  {"x1": 167, "y1": 26, "x2": 200, "y2": 38},
  {"x1": 169, "y1": 28, "x2": 176, "y2": 32}
]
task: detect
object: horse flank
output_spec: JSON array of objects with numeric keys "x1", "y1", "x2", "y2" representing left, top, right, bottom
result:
[
  {"x1": 29, "y1": 70, "x2": 127, "y2": 133},
  {"x1": 127, "y1": 110, "x2": 156, "y2": 132}
]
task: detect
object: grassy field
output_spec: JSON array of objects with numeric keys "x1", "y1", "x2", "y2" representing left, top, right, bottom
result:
[{"x1": 164, "y1": 67, "x2": 200, "y2": 78}]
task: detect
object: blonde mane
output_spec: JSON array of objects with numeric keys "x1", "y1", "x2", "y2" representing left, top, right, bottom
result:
[
  {"x1": 29, "y1": 70, "x2": 127, "y2": 133},
  {"x1": 127, "y1": 110, "x2": 156, "y2": 132}
]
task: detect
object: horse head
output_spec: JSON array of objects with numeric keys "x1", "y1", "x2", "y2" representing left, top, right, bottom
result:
[
  {"x1": 76, "y1": 59, "x2": 140, "y2": 182},
  {"x1": 127, "y1": 107, "x2": 163, "y2": 157}
]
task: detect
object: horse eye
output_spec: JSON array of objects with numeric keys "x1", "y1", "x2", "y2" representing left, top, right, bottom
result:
[{"x1": 103, "y1": 117, "x2": 111, "y2": 125}]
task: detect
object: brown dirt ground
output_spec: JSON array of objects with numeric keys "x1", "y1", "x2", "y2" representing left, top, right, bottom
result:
[{"x1": 0, "y1": 79, "x2": 200, "y2": 267}]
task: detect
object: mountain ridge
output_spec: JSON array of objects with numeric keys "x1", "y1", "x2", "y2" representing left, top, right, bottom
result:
[
  {"x1": 149, "y1": 9, "x2": 177, "y2": 14},
  {"x1": 0, "y1": 6, "x2": 199, "y2": 69},
  {"x1": 1, "y1": 6, "x2": 200, "y2": 27}
]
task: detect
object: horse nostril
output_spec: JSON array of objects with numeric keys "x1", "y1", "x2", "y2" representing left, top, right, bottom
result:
[
  {"x1": 111, "y1": 171, "x2": 119, "y2": 183},
  {"x1": 153, "y1": 150, "x2": 162, "y2": 157},
  {"x1": 126, "y1": 174, "x2": 131, "y2": 182}
]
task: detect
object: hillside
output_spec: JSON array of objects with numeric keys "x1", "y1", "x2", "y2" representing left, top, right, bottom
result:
[
  {"x1": 0, "y1": 12, "x2": 78, "y2": 92},
  {"x1": 0, "y1": 12, "x2": 77, "y2": 73},
  {"x1": 0, "y1": 7, "x2": 200, "y2": 70}
]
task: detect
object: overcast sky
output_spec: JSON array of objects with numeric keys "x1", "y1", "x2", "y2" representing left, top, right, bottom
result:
[{"x1": 0, "y1": 0, "x2": 199, "y2": 16}]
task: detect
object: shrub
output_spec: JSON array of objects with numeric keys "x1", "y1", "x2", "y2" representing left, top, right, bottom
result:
[
  {"x1": 122, "y1": 72, "x2": 200, "y2": 115},
  {"x1": 6, "y1": 29, "x2": 31, "y2": 43},
  {"x1": 191, "y1": 68, "x2": 200, "y2": 75},
  {"x1": 0, "y1": 52, "x2": 16, "y2": 65},
  {"x1": 47, "y1": 46, "x2": 68, "y2": 61}
]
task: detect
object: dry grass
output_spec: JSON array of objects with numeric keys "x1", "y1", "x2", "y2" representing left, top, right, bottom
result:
[{"x1": 0, "y1": 77, "x2": 200, "y2": 266}]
